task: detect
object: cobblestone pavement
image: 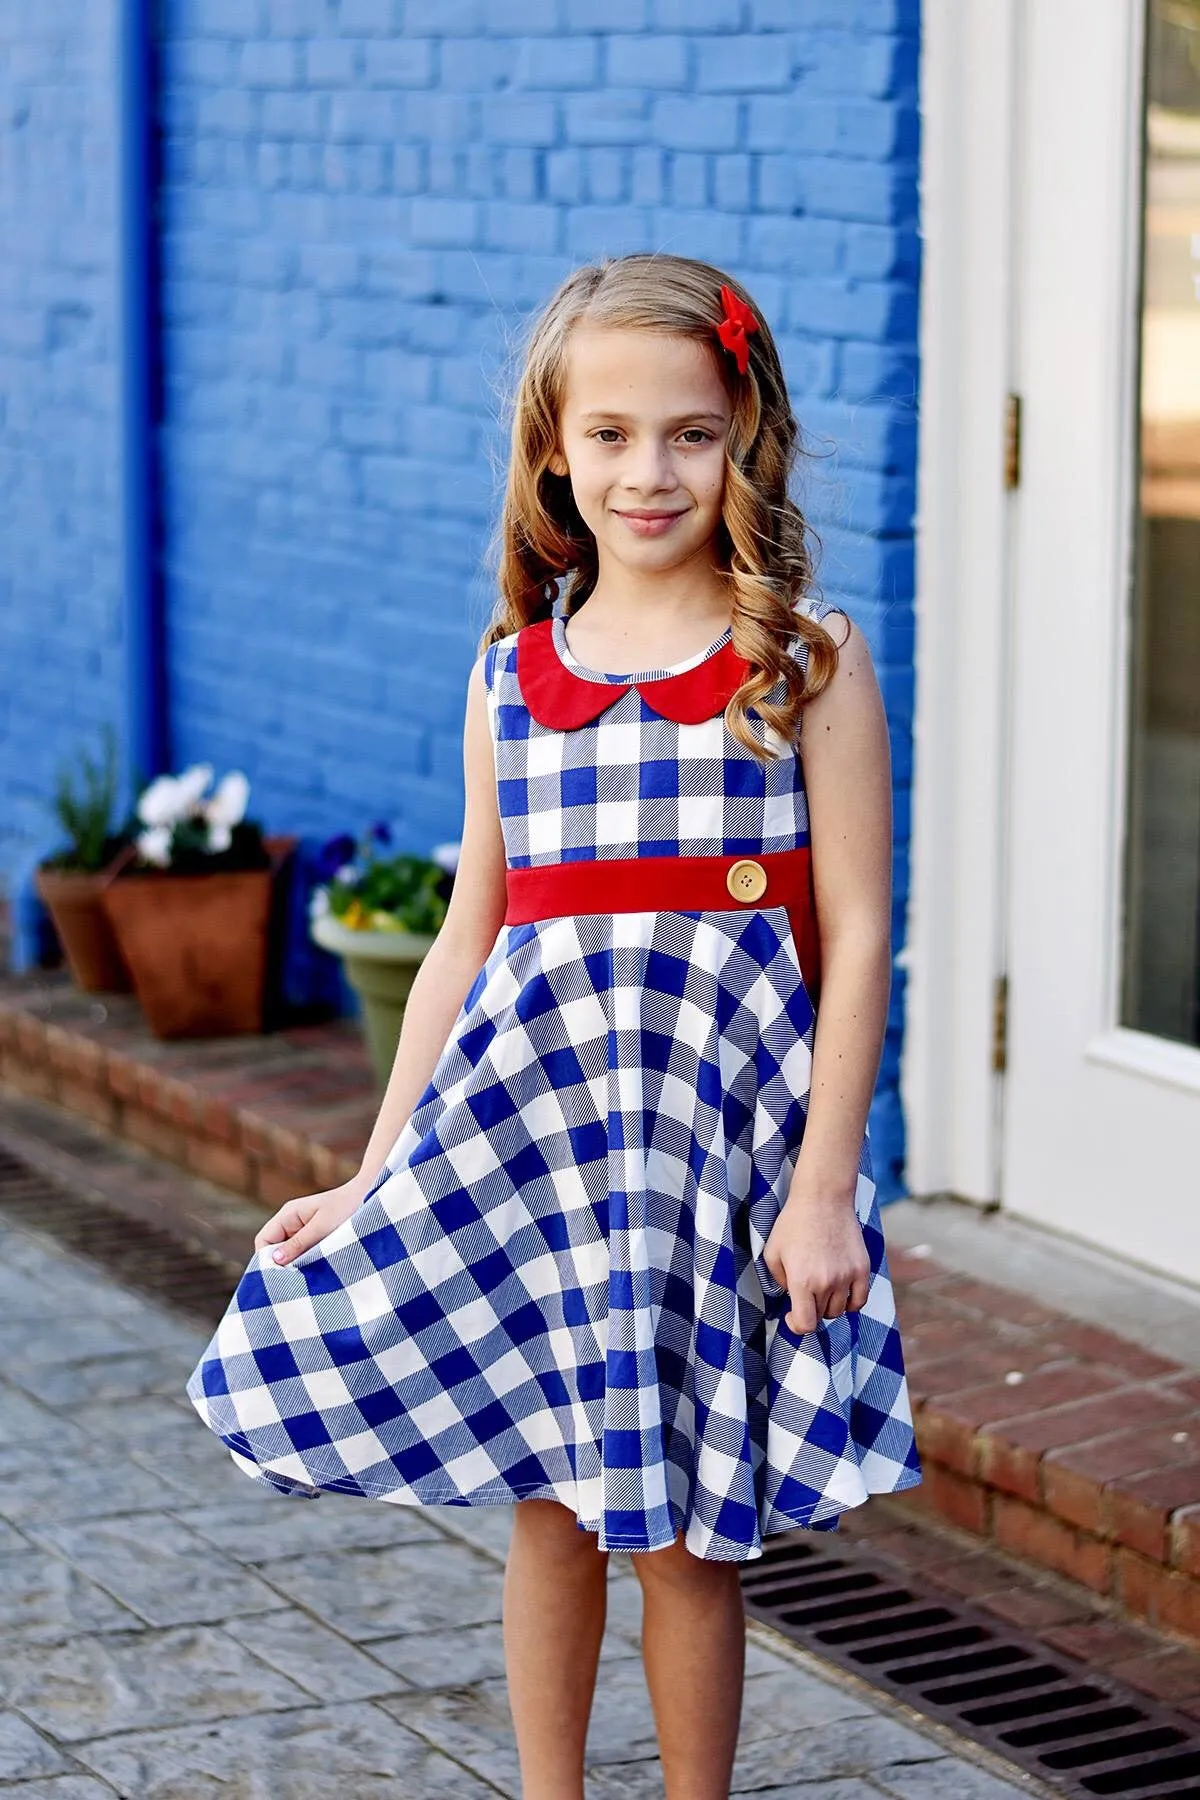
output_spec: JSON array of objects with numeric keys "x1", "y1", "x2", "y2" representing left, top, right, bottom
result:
[{"x1": 0, "y1": 1216, "x2": 1045, "y2": 1799}]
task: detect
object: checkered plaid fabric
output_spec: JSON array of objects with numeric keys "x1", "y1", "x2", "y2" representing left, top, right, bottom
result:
[
  {"x1": 186, "y1": 597, "x2": 921, "y2": 1559},
  {"x1": 501, "y1": 613, "x2": 820, "y2": 864}
]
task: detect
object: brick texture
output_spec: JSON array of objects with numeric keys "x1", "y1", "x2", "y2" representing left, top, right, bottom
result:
[
  {"x1": 839, "y1": 1492, "x2": 1200, "y2": 1712},
  {"x1": 5, "y1": 0, "x2": 921, "y2": 1197},
  {"x1": 0, "y1": 5, "x2": 125, "y2": 958},
  {"x1": 0, "y1": 977, "x2": 366, "y2": 1214},
  {"x1": 891, "y1": 1257, "x2": 1200, "y2": 1642}
]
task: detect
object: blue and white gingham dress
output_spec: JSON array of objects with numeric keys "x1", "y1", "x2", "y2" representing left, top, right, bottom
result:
[{"x1": 186, "y1": 596, "x2": 921, "y2": 1560}]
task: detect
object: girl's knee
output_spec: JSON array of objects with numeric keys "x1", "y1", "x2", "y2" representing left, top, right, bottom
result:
[
  {"x1": 630, "y1": 1534, "x2": 741, "y2": 1594},
  {"x1": 512, "y1": 1499, "x2": 608, "y2": 1565}
]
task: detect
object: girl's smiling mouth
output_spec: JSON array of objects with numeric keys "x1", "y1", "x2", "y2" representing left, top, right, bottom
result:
[{"x1": 613, "y1": 508, "x2": 688, "y2": 536}]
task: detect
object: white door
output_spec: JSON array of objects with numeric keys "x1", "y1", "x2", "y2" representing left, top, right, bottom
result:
[{"x1": 1004, "y1": 0, "x2": 1200, "y2": 1281}]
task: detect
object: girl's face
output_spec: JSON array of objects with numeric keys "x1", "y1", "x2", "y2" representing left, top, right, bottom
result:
[{"x1": 548, "y1": 326, "x2": 733, "y2": 580}]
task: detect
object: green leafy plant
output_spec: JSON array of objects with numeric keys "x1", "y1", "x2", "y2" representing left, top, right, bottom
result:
[
  {"x1": 311, "y1": 825, "x2": 458, "y2": 936},
  {"x1": 44, "y1": 726, "x2": 132, "y2": 874}
]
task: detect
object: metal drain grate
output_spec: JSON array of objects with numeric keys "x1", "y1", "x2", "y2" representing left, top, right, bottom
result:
[
  {"x1": 742, "y1": 1537, "x2": 1200, "y2": 1797},
  {"x1": 0, "y1": 1143, "x2": 242, "y2": 1326}
]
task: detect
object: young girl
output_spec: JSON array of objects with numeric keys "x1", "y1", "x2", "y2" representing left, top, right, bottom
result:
[{"x1": 187, "y1": 251, "x2": 921, "y2": 1800}]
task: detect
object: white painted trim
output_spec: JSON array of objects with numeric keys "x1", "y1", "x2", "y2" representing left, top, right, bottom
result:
[
  {"x1": 997, "y1": 1, "x2": 1200, "y2": 1282},
  {"x1": 903, "y1": 0, "x2": 1019, "y2": 1204},
  {"x1": 1094, "y1": 1, "x2": 1149, "y2": 1035},
  {"x1": 1086, "y1": 1029, "x2": 1200, "y2": 1099}
]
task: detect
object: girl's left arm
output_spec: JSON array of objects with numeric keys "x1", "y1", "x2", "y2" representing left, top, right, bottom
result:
[{"x1": 762, "y1": 612, "x2": 893, "y2": 1334}]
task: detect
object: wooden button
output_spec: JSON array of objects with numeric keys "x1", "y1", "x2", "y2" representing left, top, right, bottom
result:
[{"x1": 725, "y1": 858, "x2": 767, "y2": 902}]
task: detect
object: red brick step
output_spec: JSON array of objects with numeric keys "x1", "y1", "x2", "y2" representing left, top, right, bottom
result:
[{"x1": 889, "y1": 1243, "x2": 1200, "y2": 1642}]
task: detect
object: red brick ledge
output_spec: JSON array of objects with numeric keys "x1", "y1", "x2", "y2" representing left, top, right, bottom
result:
[
  {"x1": 889, "y1": 1245, "x2": 1200, "y2": 1642},
  {"x1": 0, "y1": 985, "x2": 369, "y2": 1211},
  {"x1": 2, "y1": 978, "x2": 1198, "y2": 1642}
]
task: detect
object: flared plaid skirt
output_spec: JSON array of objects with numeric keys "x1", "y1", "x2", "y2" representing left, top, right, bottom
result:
[{"x1": 185, "y1": 603, "x2": 921, "y2": 1559}]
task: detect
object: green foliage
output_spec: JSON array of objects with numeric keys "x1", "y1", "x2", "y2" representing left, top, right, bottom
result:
[
  {"x1": 328, "y1": 852, "x2": 450, "y2": 936},
  {"x1": 45, "y1": 726, "x2": 128, "y2": 873}
]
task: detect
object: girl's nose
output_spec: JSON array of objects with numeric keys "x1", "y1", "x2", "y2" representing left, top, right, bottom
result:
[{"x1": 625, "y1": 437, "x2": 679, "y2": 494}]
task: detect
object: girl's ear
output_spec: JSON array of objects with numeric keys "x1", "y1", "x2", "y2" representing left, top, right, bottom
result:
[{"x1": 546, "y1": 446, "x2": 569, "y2": 477}]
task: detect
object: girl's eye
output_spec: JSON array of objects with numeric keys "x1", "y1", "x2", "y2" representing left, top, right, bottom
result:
[{"x1": 589, "y1": 428, "x2": 713, "y2": 445}]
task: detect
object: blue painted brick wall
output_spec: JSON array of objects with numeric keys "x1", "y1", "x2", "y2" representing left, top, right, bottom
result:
[
  {"x1": 5, "y1": 0, "x2": 921, "y2": 1196},
  {"x1": 0, "y1": 4, "x2": 125, "y2": 958}
]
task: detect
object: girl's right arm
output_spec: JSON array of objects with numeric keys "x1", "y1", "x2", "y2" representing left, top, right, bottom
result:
[{"x1": 256, "y1": 650, "x2": 509, "y2": 1265}]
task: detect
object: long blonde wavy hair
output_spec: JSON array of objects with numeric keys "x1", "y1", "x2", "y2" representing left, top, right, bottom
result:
[{"x1": 479, "y1": 252, "x2": 841, "y2": 760}]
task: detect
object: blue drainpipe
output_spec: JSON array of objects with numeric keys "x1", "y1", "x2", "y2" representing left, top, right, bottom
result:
[
  {"x1": 118, "y1": 0, "x2": 168, "y2": 799},
  {"x1": 11, "y1": 0, "x2": 165, "y2": 972}
]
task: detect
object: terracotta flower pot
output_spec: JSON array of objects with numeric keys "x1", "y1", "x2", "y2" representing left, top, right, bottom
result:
[
  {"x1": 310, "y1": 912, "x2": 437, "y2": 1086},
  {"x1": 101, "y1": 836, "x2": 296, "y2": 1039},
  {"x1": 34, "y1": 852, "x2": 135, "y2": 994}
]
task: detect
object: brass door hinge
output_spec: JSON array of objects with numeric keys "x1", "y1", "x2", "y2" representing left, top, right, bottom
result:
[
  {"x1": 992, "y1": 973, "x2": 1009, "y2": 1074},
  {"x1": 1004, "y1": 393, "x2": 1022, "y2": 490}
]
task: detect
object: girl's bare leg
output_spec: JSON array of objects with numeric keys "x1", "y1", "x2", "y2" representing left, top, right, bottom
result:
[
  {"x1": 503, "y1": 1498, "x2": 609, "y2": 1800},
  {"x1": 632, "y1": 1535, "x2": 746, "y2": 1800}
]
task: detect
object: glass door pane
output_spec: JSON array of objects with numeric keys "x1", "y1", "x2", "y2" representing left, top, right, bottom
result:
[{"x1": 1122, "y1": 0, "x2": 1200, "y2": 1046}]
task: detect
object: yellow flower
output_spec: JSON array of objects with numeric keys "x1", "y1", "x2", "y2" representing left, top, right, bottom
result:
[{"x1": 370, "y1": 911, "x2": 406, "y2": 933}]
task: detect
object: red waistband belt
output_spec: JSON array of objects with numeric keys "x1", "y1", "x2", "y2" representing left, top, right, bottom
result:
[{"x1": 504, "y1": 846, "x2": 821, "y2": 1006}]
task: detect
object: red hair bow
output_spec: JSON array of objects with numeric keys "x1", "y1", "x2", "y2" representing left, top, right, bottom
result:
[{"x1": 715, "y1": 283, "x2": 759, "y2": 375}]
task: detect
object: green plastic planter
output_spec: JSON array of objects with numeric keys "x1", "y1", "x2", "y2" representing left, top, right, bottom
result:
[{"x1": 311, "y1": 912, "x2": 437, "y2": 1086}]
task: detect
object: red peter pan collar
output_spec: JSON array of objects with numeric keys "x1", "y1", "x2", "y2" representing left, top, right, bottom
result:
[{"x1": 516, "y1": 616, "x2": 751, "y2": 729}]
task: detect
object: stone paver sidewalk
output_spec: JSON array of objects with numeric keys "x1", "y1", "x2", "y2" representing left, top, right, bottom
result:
[
  {"x1": 7, "y1": 970, "x2": 1200, "y2": 1641},
  {"x1": 0, "y1": 1218, "x2": 1041, "y2": 1799}
]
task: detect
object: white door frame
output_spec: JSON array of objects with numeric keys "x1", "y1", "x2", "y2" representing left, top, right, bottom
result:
[
  {"x1": 909, "y1": 0, "x2": 1200, "y2": 1275},
  {"x1": 1001, "y1": 0, "x2": 1200, "y2": 1281},
  {"x1": 904, "y1": 0, "x2": 1020, "y2": 1205}
]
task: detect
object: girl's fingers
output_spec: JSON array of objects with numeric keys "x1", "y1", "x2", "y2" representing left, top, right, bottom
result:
[
  {"x1": 779, "y1": 1255, "x2": 818, "y2": 1330},
  {"x1": 821, "y1": 1270, "x2": 870, "y2": 1319},
  {"x1": 782, "y1": 1269, "x2": 871, "y2": 1330},
  {"x1": 270, "y1": 1214, "x2": 328, "y2": 1265},
  {"x1": 784, "y1": 1287, "x2": 819, "y2": 1334},
  {"x1": 254, "y1": 1198, "x2": 313, "y2": 1251},
  {"x1": 254, "y1": 1205, "x2": 299, "y2": 1249}
]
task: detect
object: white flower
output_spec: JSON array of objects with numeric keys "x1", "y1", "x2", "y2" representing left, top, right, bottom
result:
[
  {"x1": 136, "y1": 825, "x2": 173, "y2": 867},
  {"x1": 430, "y1": 840, "x2": 461, "y2": 874},
  {"x1": 134, "y1": 763, "x2": 251, "y2": 863},
  {"x1": 136, "y1": 763, "x2": 213, "y2": 828},
  {"x1": 207, "y1": 770, "x2": 249, "y2": 831},
  {"x1": 175, "y1": 763, "x2": 215, "y2": 811},
  {"x1": 309, "y1": 887, "x2": 331, "y2": 921},
  {"x1": 335, "y1": 863, "x2": 358, "y2": 884},
  {"x1": 137, "y1": 776, "x2": 185, "y2": 828}
]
